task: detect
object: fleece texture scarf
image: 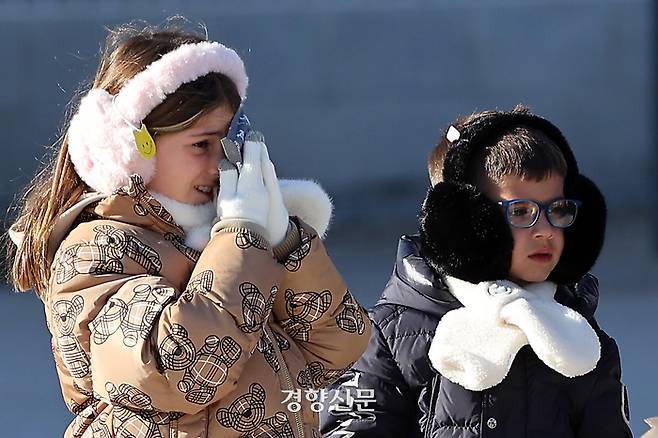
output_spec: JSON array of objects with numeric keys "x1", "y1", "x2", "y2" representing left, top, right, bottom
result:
[
  {"x1": 428, "y1": 276, "x2": 601, "y2": 391},
  {"x1": 153, "y1": 179, "x2": 332, "y2": 251}
]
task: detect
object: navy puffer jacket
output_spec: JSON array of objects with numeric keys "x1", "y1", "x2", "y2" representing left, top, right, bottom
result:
[{"x1": 320, "y1": 235, "x2": 632, "y2": 438}]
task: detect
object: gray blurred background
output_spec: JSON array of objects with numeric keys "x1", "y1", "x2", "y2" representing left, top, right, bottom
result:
[{"x1": 1, "y1": 0, "x2": 657, "y2": 436}]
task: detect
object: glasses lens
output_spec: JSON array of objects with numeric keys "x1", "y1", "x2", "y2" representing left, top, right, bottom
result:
[
  {"x1": 548, "y1": 199, "x2": 578, "y2": 228},
  {"x1": 507, "y1": 200, "x2": 539, "y2": 227}
]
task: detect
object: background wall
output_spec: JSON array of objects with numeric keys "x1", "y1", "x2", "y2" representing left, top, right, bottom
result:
[{"x1": 1, "y1": 1, "x2": 656, "y2": 436}]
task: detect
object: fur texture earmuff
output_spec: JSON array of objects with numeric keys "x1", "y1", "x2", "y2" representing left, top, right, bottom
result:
[
  {"x1": 549, "y1": 174, "x2": 607, "y2": 283},
  {"x1": 419, "y1": 109, "x2": 607, "y2": 284},
  {"x1": 419, "y1": 182, "x2": 513, "y2": 282},
  {"x1": 68, "y1": 41, "x2": 248, "y2": 195}
]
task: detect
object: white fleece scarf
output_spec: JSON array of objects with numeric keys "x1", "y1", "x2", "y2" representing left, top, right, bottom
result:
[
  {"x1": 151, "y1": 192, "x2": 215, "y2": 251},
  {"x1": 151, "y1": 179, "x2": 333, "y2": 252},
  {"x1": 428, "y1": 276, "x2": 601, "y2": 391}
]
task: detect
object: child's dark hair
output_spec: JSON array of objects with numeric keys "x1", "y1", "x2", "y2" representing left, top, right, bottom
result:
[{"x1": 428, "y1": 106, "x2": 568, "y2": 187}]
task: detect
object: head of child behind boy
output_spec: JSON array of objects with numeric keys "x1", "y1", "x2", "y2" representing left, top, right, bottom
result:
[{"x1": 422, "y1": 106, "x2": 605, "y2": 286}]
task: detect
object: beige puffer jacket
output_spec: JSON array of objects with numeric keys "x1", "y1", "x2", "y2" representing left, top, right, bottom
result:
[{"x1": 41, "y1": 175, "x2": 371, "y2": 438}]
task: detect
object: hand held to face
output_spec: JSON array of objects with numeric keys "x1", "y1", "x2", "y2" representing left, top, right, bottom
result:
[
  {"x1": 260, "y1": 139, "x2": 290, "y2": 246},
  {"x1": 216, "y1": 131, "x2": 289, "y2": 246},
  {"x1": 220, "y1": 107, "x2": 251, "y2": 169}
]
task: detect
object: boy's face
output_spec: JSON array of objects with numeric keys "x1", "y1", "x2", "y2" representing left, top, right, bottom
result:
[{"x1": 482, "y1": 174, "x2": 565, "y2": 284}]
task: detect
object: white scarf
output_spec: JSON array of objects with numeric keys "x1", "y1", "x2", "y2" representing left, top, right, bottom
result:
[
  {"x1": 428, "y1": 276, "x2": 601, "y2": 391},
  {"x1": 151, "y1": 192, "x2": 215, "y2": 251},
  {"x1": 150, "y1": 179, "x2": 334, "y2": 252}
]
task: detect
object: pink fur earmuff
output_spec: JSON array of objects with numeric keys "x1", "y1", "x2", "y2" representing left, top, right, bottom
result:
[{"x1": 67, "y1": 41, "x2": 248, "y2": 195}]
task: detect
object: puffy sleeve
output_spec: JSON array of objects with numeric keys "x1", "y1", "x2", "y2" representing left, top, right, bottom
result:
[{"x1": 271, "y1": 218, "x2": 372, "y2": 389}]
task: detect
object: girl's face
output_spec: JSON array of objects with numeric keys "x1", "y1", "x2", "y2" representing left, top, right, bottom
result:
[
  {"x1": 147, "y1": 104, "x2": 233, "y2": 205},
  {"x1": 483, "y1": 174, "x2": 566, "y2": 285}
]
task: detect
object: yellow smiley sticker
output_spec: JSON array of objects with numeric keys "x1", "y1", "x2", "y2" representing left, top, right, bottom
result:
[{"x1": 133, "y1": 123, "x2": 156, "y2": 159}]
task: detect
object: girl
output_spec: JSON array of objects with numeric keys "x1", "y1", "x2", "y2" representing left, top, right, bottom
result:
[{"x1": 8, "y1": 21, "x2": 370, "y2": 438}]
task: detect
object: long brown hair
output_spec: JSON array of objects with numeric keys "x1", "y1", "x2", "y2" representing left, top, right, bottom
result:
[{"x1": 7, "y1": 20, "x2": 241, "y2": 295}]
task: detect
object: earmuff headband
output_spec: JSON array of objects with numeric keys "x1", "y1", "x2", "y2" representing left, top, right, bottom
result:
[
  {"x1": 419, "y1": 108, "x2": 607, "y2": 284},
  {"x1": 67, "y1": 41, "x2": 248, "y2": 195},
  {"x1": 442, "y1": 111, "x2": 580, "y2": 185}
]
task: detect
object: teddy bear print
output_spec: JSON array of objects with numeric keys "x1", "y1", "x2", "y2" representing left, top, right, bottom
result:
[
  {"x1": 87, "y1": 412, "x2": 111, "y2": 438},
  {"x1": 118, "y1": 175, "x2": 179, "y2": 231},
  {"x1": 297, "y1": 361, "x2": 353, "y2": 390},
  {"x1": 157, "y1": 324, "x2": 197, "y2": 372},
  {"x1": 216, "y1": 382, "x2": 295, "y2": 437},
  {"x1": 280, "y1": 289, "x2": 332, "y2": 342},
  {"x1": 90, "y1": 284, "x2": 175, "y2": 347},
  {"x1": 239, "y1": 282, "x2": 277, "y2": 334},
  {"x1": 256, "y1": 330, "x2": 291, "y2": 373},
  {"x1": 70, "y1": 402, "x2": 110, "y2": 438},
  {"x1": 69, "y1": 381, "x2": 101, "y2": 415},
  {"x1": 335, "y1": 291, "x2": 366, "y2": 335},
  {"x1": 235, "y1": 230, "x2": 267, "y2": 250},
  {"x1": 178, "y1": 335, "x2": 243, "y2": 405},
  {"x1": 55, "y1": 224, "x2": 162, "y2": 284},
  {"x1": 164, "y1": 232, "x2": 200, "y2": 263},
  {"x1": 157, "y1": 324, "x2": 243, "y2": 405},
  {"x1": 181, "y1": 270, "x2": 213, "y2": 302},
  {"x1": 105, "y1": 382, "x2": 183, "y2": 438},
  {"x1": 52, "y1": 294, "x2": 90, "y2": 378},
  {"x1": 68, "y1": 383, "x2": 105, "y2": 437},
  {"x1": 235, "y1": 229, "x2": 268, "y2": 251},
  {"x1": 283, "y1": 226, "x2": 314, "y2": 272}
]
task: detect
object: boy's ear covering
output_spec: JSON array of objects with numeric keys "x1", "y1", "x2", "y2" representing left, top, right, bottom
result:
[
  {"x1": 548, "y1": 174, "x2": 607, "y2": 284},
  {"x1": 419, "y1": 182, "x2": 514, "y2": 283}
]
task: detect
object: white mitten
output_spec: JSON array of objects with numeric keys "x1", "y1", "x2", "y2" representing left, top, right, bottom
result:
[
  {"x1": 260, "y1": 142, "x2": 290, "y2": 246},
  {"x1": 214, "y1": 137, "x2": 269, "y2": 238}
]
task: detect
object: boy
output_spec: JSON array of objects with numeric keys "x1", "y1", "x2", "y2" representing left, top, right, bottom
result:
[{"x1": 320, "y1": 106, "x2": 632, "y2": 437}]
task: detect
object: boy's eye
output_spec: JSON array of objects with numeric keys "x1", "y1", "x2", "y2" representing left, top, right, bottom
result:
[
  {"x1": 549, "y1": 200, "x2": 575, "y2": 218},
  {"x1": 510, "y1": 206, "x2": 531, "y2": 217},
  {"x1": 193, "y1": 141, "x2": 209, "y2": 149},
  {"x1": 551, "y1": 206, "x2": 568, "y2": 216}
]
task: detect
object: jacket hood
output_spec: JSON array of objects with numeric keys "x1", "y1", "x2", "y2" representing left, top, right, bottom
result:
[
  {"x1": 378, "y1": 234, "x2": 600, "y2": 321},
  {"x1": 377, "y1": 234, "x2": 461, "y2": 318}
]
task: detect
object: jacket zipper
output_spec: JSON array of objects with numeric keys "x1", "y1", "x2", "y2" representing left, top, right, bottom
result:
[
  {"x1": 264, "y1": 325, "x2": 305, "y2": 438},
  {"x1": 480, "y1": 391, "x2": 486, "y2": 438},
  {"x1": 425, "y1": 374, "x2": 440, "y2": 438}
]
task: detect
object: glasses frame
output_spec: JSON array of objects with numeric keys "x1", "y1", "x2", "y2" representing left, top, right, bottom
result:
[{"x1": 497, "y1": 198, "x2": 582, "y2": 229}]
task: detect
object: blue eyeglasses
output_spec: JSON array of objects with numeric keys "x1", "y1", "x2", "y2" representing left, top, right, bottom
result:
[{"x1": 497, "y1": 198, "x2": 582, "y2": 228}]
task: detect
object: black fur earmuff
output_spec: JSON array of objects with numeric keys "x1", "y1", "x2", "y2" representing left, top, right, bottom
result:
[{"x1": 419, "y1": 108, "x2": 607, "y2": 284}]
